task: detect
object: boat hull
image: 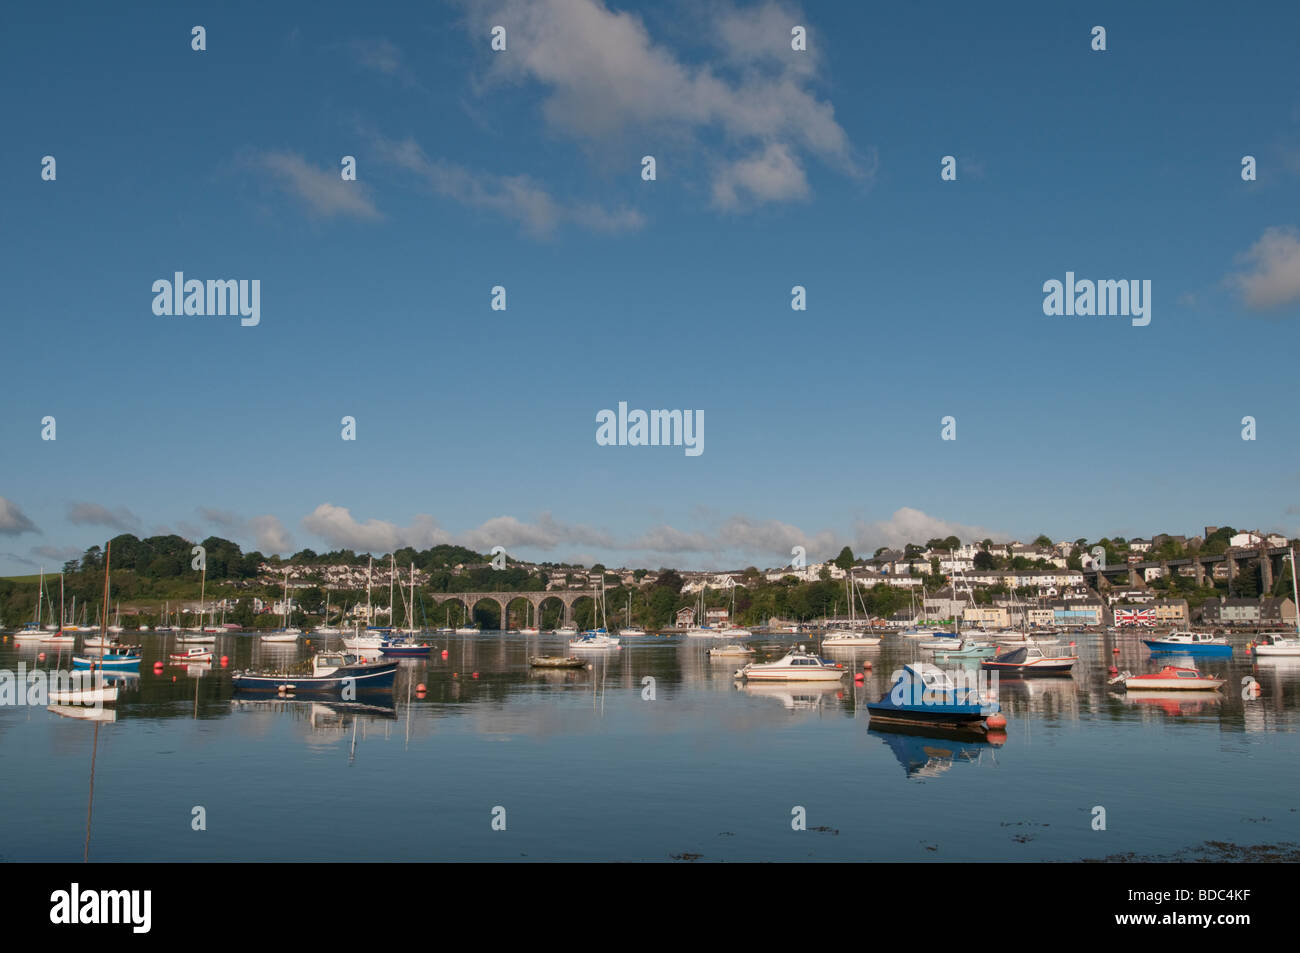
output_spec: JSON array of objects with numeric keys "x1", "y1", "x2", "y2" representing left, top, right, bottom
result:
[
  {"x1": 231, "y1": 661, "x2": 398, "y2": 695},
  {"x1": 378, "y1": 643, "x2": 431, "y2": 657},
  {"x1": 73, "y1": 655, "x2": 141, "y2": 671},
  {"x1": 1144, "y1": 640, "x2": 1232, "y2": 656}
]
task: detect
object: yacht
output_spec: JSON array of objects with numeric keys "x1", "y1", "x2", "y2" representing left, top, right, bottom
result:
[
  {"x1": 981, "y1": 643, "x2": 1077, "y2": 676},
  {"x1": 1142, "y1": 631, "x2": 1232, "y2": 657}
]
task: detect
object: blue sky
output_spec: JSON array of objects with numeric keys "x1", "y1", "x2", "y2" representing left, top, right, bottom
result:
[{"x1": 2, "y1": 0, "x2": 1299, "y2": 573}]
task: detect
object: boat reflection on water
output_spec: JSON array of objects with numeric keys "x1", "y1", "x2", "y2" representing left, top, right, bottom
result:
[
  {"x1": 230, "y1": 697, "x2": 397, "y2": 728},
  {"x1": 734, "y1": 681, "x2": 843, "y2": 711},
  {"x1": 47, "y1": 704, "x2": 118, "y2": 723},
  {"x1": 1110, "y1": 690, "x2": 1223, "y2": 717},
  {"x1": 870, "y1": 722, "x2": 1004, "y2": 779}
]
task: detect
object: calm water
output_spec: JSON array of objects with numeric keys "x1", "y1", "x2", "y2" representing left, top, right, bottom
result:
[{"x1": 2, "y1": 630, "x2": 1299, "y2": 862}]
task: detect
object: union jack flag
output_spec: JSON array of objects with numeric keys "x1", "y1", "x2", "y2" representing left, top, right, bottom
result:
[{"x1": 1114, "y1": 608, "x2": 1155, "y2": 627}]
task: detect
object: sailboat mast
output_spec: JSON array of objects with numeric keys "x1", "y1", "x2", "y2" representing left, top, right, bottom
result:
[
  {"x1": 1290, "y1": 547, "x2": 1300, "y2": 637},
  {"x1": 101, "y1": 542, "x2": 112, "y2": 637}
]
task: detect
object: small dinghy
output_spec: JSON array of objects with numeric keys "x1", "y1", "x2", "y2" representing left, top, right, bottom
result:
[
  {"x1": 1108, "y1": 665, "x2": 1224, "y2": 691},
  {"x1": 868, "y1": 663, "x2": 998, "y2": 727},
  {"x1": 169, "y1": 647, "x2": 214, "y2": 663},
  {"x1": 529, "y1": 656, "x2": 588, "y2": 668}
]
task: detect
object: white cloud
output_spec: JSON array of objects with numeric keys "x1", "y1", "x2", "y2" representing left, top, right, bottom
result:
[
  {"x1": 462, "y1": 0, "x2": 861, "y2": 208},
  {"x1": 67, "y1": 502, "x2": 140, "y2": 533},
  {"x1": 0, "y1": 497, "x2": 39, "y2": 536},
  {"x1": 370, "y1": 135, "x2": 643, "y2": 236},
  {"x1": 249, "y1": 151, "x2": 383, "y2": 221},
  {"x1": 302, "y1": 504, "x2": 452, "y2": 553},
  {"x1": 1229, "y1": 226, "x2": 1300, "y2": 310},
  {"x1": 852, "y1": 507, "x2": 1001, "y2": 553},
  {"x1": 199, "y1": 507, "x2": 294, "y2": 555},
  {"x1": 711, "y1": 142, "x2": 809, "y2": 210}
]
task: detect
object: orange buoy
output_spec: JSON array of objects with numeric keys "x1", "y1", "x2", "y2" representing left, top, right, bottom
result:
[
  {"x1": 220, "y1": 655, "x2": 229, "y2": 666},
  {"x1": 1108, "y1": 666, "x2": 1118, "y2": 675},
  {"x1": 452, "y1": 672, "x2": 458, "y2": 678},
  {"x1": 1112, "y1": 647, "x2": 1120, "y2": 654},
  {"x1": 853, "y1": 673, "x2": 864, "y2": 683},
  {"x1": 1069, "y1": 641, "x2": 1076, "y2": 647},
  {"x1": 441, "y1": 650, "x2": 449, "y2": 658},
  {"x1": 417, "y1": 683, "x2": 427, "y2": 692},
  {"x1": 986, "y1": 730, "x2": 1008, "y2": 746},
  {"x1": 862, "y1": 660, "x2": 872, "y2": 670},
  {"x1": 38, "y1": 652, "x2": 46, "y2": 661},
  {"x1": 172, "y1": 676, "x2": 176, "y2": 682},
  {"x1": 986, "y1": 713, "x2": 1007, "y2": 729}
]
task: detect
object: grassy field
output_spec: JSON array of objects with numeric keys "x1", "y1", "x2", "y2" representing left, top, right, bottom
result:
[{"x1": 0, "y1": 574, "x2": 42, "y2": 584}]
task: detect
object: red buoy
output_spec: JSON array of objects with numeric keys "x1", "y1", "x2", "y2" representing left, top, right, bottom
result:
[
  {"x1": 220, "y1": 655, "x2": 229, "y2": 666},
  {"x1": 38, "y1": 652, "x2": 46, "y2": 661},
  {"x1": 1112, "y1": 647, "x2": 1120, "y2": 654},
  {"x1": 986, "y1": 713, "x2": 1007, "y2": 729},
  {"x1": 862, "y1": 661, "x2": 873, "y2": 670},
  {"x1": 472, "y1": 672, "x2": 480, "y2": 679},
  {"x1": 853, "y1": 673, "x2": 864, "y2": 683},
  {"x1": 441, "y1": 649, "x2": 449, "y2": 658},
  {"x1": 417, "y1": 683, "x2": 427, "y2": 692},
  {"x1": 1108, "y1": 666, "x2": 1118, "y2": 675}
]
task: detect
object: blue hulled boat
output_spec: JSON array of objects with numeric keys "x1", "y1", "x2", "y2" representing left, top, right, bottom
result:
[
  {"x1": 1143, "y1": 631, "x2": 1233, "y2": 656},
  {"x1": 231, "y1": 653, "x2": 399, "y2": 695},
  {"x1": 378, "y1": 639, "x2": 432, "y2": 657},
  {"x1": 73, "y1": 649, "x2": 142, "y2": 671},
  {"x1": 867, "y1": 663, "x2": 998, "y2": 726}
]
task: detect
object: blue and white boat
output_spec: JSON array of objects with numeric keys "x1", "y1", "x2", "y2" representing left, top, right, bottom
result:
[
  {"x1": 1143, "y1": 631, "x2": 1233, "y2": 657},
  {"x1": 73, "y1": 649, "x2": 143, "y2": 671},
  {"x1": 379, "y1": 638, "x2": 432, "y2": 657},
  {"x1": 868, "y1": 663, "x2": 998, "y2": 726},
  {"x1": 231, "y1": 653, "x2": 399, "y2": 695}
]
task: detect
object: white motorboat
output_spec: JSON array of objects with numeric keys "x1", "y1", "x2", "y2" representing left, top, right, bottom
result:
[
  {"x1": 824, "y1": 631, "x2": 882, "y2": 646},
  {"x1": 1254, "y1": 634, "x2": 1300, "y2": 657},
  {"x1": 176, "y1": 632, "x2": 216, "y2": 644},
  {"x1": 734, "y1": 645, "x2": 846, "y2": 682},
  {"x1": 455, "y1": 626, "x2": 481, "y2": 635},
  {"x1": 343, "y1": 631, "x2": 385, "y2": 651},
  {"x1": 554, "y1": 625, "x2": 578, "y2": 637},
  {"x1": 261, "y1": 631, "x2": 300, "y2": 643},
  {"x1": 519, "y1": 627, "x2": 541, "y2": 636},
  {"x1": 621, "y1": 626, "x2": 647, "y2": 636},
  {"x1": 707, "y1": 643, "x2": 754, "y2": 658}
]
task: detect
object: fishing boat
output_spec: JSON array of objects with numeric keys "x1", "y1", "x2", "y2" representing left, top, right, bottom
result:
[
  {"x1": 707, "y1": 643, "x2": 755, "y2": 658},
  {"x1": 734, "y1": 645, "x2": 846, "y2": 682},
  {"x1": 868, "y1": 663, "x2": 999, "y2": 726},
  {"x1": 529, "y1": 656, "x2": 587, "y2": 669},
  {"x1": 981, "y1": 643, "x2": 1076, "y2": 676},
  {"x1": 231, "y1": 652, "x2": 399, "y2": 695},
  {"x1": 1143, "y1": 631, "x2": 1233, "y2": 657},
  {"x1": 73, "y1": 648, "x2": 142, "y2": 671},
  {"x1": 1107, "y1": 665, "x2": 1225, "y2": 691},
  {"x1": 169, "y1": 647, "x2": 214, "y2": 663}
]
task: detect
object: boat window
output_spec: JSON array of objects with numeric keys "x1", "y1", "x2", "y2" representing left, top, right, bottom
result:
[{"x1": 1178, "y1": 670, "x2": 1196, "y2": 678}]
